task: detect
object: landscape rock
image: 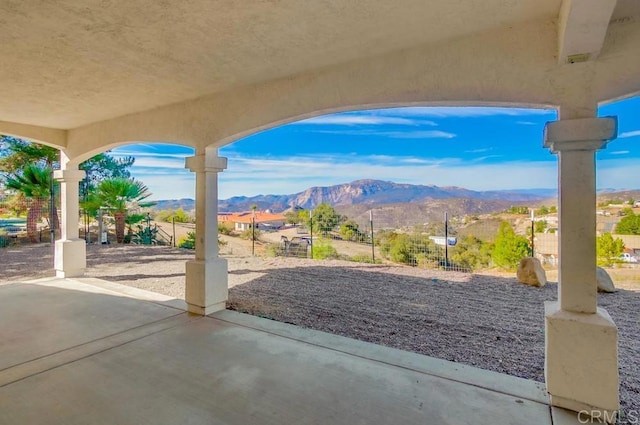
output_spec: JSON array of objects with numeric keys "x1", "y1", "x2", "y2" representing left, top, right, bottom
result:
[
  {"x1": 516, "y1": 257, "x2": 547, "y2": 287},
  {"x1": 597, "y1": 267, "x2": 617, "y2": 293}
]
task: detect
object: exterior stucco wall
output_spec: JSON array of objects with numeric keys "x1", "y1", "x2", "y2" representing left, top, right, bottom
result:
[{"x1": 3, "y1": 18, "x2": 639, "y2": 160}]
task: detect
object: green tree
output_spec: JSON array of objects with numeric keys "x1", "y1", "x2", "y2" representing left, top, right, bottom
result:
[
  {"x1": 0, "y1": 136, "x2": 58, "y2": 172},
  {"x1": 597, "y1": 233, "x2": 625, "y2": 266},
  {"x1": 3, "y1": 164, "x2": 55, "y2": 242},
  {"x1": 615, "y1": 213, "x2": 640, "y2": 235},
  {"x1": 339, "y1": 220, "x2": 363, "y2": 241},
  {"x1": 79, "y1": 152, "x2": 134, "y2": 193},
  {"x1": 549, "y1": 206, "x2": 557, "y2": 213},
  {"x1": 534, "y1": 220, "x2": 547, "y2": 233},
  {"x1": 310, "y1": 203, "x2": 340, "y2": 235},
  {"x1": 284, "y1": 210, "x2": 301, "y2": 225},
  {"x1": 491, "y1": 221, "x2": 530, "y2": 271},
  {"x1": 90, "y1": 178, "x2": 154, "y2": 243},
  {"x1": 536, "y1": 205, "x2": 549, "y2": 215}
]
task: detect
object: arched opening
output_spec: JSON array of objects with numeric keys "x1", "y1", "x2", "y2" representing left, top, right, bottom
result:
[{"x1": 209, "y1": 104, "x2": 560, "y2": 382}]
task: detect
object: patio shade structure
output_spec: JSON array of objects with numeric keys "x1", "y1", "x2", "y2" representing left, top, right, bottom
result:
[{"x1": 1, "y1": 0, "x2": 639, "y2": 420}]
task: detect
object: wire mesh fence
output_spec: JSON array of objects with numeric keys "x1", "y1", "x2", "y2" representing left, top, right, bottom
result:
[
  {"x1": 0, "y1": 191, "x2": 61, "y2": 246},
  {"x1": 263, "y1": 203, "x2": 640, "y2": 279},
  {"x1": 269, "y1": 207, "x2": 558, "y2": 273}
]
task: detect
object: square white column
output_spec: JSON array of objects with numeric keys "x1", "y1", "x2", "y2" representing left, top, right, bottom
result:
[
  {"x1": 53, "y1": 168, "x2": 87, "y2": 278},
  {"x1": 543, "y1": 117, "x2": 619, "y2": 419},
  {"x1": 184, "y1": 150, "x2": 229, "y2": 315}
]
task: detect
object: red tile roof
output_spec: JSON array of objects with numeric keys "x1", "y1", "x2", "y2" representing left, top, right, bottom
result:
[{"x1": 218, "y1": 211, "x2": 285, "y2": 224}]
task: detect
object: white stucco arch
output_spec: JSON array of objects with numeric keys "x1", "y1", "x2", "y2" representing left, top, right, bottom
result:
[
  {"x1": 68, "y1": 140, "x2": 195, "y2": 167},
  {"x1": 205, "y1": 101, "x2": 558, "y2": 150}
]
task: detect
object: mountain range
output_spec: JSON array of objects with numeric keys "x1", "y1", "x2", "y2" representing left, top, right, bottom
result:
[{"x1": 153, "y1": 179, "x2": 556, "y2": 213}]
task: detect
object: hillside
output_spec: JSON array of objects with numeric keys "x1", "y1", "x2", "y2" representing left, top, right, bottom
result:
[
  {"x1": 336, "y1": 198, "x2": 519, "y2": 229},
  {"x1": 216, "y1": 179, "x2": 548, "y2": 212}
]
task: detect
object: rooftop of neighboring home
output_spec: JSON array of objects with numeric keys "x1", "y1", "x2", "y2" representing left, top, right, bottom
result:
[{"x1": 218, "y1": 211, "x2": 286, "y2": 224}]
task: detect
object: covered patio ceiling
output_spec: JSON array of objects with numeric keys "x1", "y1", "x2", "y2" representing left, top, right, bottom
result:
[{"x1": 1, "y1": 0, "x2": 639, "y2": 135}]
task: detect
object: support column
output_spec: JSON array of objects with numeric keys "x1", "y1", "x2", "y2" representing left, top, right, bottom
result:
[
  {"x1": 184, "y1": 149, "x2": 228, "y2": 315},
  {"x1": 543, "y1": 117, "x2": 619, "y2": 418},
  {"x1": 53, "y1": 167, "x2": 86, "y2": 278}
]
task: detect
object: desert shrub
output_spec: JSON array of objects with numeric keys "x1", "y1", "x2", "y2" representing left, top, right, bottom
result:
[
  {"x1": 451, "y1": 235, "x2": 493, "y2": 271},
  {"x1": 311, "y1": 238, "x2": 338, "y2": 260},
  {"x1": 218, "y1": 222, "x2": 233, "y2": 235},
  {"x1": 178, "y1": 231, "x2": 196, "y2": 249},
  {"x1": 240, "y1": 227, "x2": 262, "y2": 241},
  {"x1": 349, "y1": 254, "x2": 379, "y2": 264},
  {"x1": 179, "y1": 231, "x2": 226, "y2": 249},
  {"x1": 264, "y1": 243, "x2": 280, "y2": 257},
  {"x1": 155, "y1": 208, "x2": 192, "y2": 223}
]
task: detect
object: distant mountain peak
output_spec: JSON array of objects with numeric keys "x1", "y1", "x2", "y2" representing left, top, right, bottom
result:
[{"x1": 215, "y1": 179, "x2": 552, "y2": 212}]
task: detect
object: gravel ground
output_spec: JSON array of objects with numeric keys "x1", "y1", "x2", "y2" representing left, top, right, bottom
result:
[{"x1": 1, "y1": 243, "x2": 638, "y2": 419}]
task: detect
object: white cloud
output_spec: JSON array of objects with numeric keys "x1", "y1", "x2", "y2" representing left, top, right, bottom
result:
[
  {"x1": 296, "y1": 114, "x2": 433, "y2": 126},
  {"x1": 126, "y1": 153, "x2": 640, "y2": 201},
  {"x1": 216, "y1": 154, "x2": 558, "y2": 198},
  {"x1": 464, "y1": 148, "x2": 491, "y2": 153},
  {"x1": 374, "y1": 106, "x2": 556, "y2": 118},
  {"x1": 609, "y1": 150, "x2": 630, "y2": 155},
  {"x1": 516, "y1": 121, "x2": 537, "y2": 125},
  {"x1": 314, "y1": 129, "x2": 456, "y2": 139},
  {"x1": 619, "y1": 130, "x2": 640, "y2": 139}
]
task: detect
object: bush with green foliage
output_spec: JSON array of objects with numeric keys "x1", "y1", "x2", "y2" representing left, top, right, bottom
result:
[
  {"x1": 597, "y1": 233, "x2": 625, "y2": 266},
  {"x1": 178, "y1": 231, "x2": 196, "y2": 249},
  {"x1": 339, "y1": 220, "x2": 366, "y2": 242},
  {"x1": 616, "y1": 212, "x2": 640, "y2": 235},
  {"x1": 155, "y1": 208, "x2": 192, "y2": 223},
  {"x1": 451, "y1": 235, "x2": 493, "y2": 271},
  {"x1": 491, "y1": 221, "x2": 530, "y2": 271},
  {"x1": 348, "y1": 254, "x2": 379, "y2": 264},
  {"x1": 377, "y1": 231, "x2": 439, "y2": 266},
  {"x1": 534, "y1": 220, "x2": 547, "y2": 233},
  {"x1": 536, "y1": 206, "x2": 549, "y2": 215},
  {"x1": 507, "y1": 206, "x2": 530, "y2": 215},
  {"x1": 311, "y1": 238, "x2": 339, "y2": 260}
]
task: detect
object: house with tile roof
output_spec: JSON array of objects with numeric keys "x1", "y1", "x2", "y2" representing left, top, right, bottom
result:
[{"x1": 218, "y1": 211, "x2": 286, "y2": 232}]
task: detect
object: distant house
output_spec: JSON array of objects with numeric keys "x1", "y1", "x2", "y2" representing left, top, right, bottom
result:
[{"x1": 218, "y1": 211, "x2": 286, "y2": 232}]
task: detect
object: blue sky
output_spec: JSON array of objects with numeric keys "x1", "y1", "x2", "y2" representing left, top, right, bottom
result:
[{"x1": 112, "y1": 96, "x2": 640, "y2": 200}]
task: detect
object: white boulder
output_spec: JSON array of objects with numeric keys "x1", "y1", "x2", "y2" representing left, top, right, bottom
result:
[
  {"x1": 596, "y1": 267, "x2": 617, "y2": 293},
  {"x1": 517, "y1": 257, "x2": 547, "y2": 287}
]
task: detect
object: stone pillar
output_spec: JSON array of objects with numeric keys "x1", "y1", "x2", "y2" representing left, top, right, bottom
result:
[
  {"x1": 543, "y1": 117, "x2": 619, "y2": 419},
  {"x1": 184, "y1": 149, "x2": 228, "y2": 315},
  {"x1": 53, "y1": 166, "x2": 87, "y2": 278}
]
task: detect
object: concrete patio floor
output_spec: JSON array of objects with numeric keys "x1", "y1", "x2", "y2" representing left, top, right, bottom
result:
[{"x1": 0, "y1": 277, "x2": 583, "y2": 424}]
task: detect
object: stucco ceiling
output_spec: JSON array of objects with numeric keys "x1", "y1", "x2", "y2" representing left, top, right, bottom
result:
[{"x1": 0, "y1": 0, "x2": 563, "y2": 129}]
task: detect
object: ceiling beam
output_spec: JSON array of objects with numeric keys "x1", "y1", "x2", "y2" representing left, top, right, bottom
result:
[{"x1": 558, "y1": 0, "x2": 617, "y2": 64}]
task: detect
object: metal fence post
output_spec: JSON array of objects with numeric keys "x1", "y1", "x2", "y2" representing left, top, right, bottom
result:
[{"x1": 370, "y1": 210, "x2": 375, "y2": 262}]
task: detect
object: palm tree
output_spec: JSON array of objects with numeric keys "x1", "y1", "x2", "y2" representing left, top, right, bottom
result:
[
  {"x1": 4, "y1": 164, "x2": 53, "y2": 242},
  {"x1": 93, "y1": 178, "x2": 154, "y2": 243}
]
